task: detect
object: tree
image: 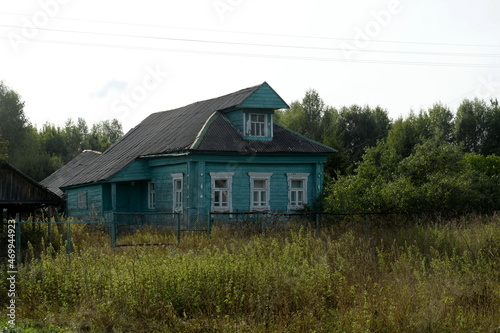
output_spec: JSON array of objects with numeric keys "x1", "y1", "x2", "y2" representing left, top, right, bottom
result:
[
  {"x1": 301, "y1": 89, "x2": 324, "y2": 142},
  {"x1": 335, "y1": 105, "x2": 391, "y2": 168},
  {"x1": 455, "y1": 98, "x2": 488, "y2": 154},
  {"x1": 427, "y1": 103, "x2": 454, "y2": 142},
  {"x1": 88, "y1": 119, "x2": 123, "y2": 152},
  {"x1": 275, "y1": 101, "x2": 306, "y2": 134},
  {"x1": 0, "y1": 132, "x2": 7, "y2": 162},
  {"x1": 0, "y1": 81, "x2": 29, "y2": 165},
  {"x1": 275, "y1": 89, "x2": 325, "y2": 142},
  {"x1": 482, "y1": 99, "x2": 500, "y2": 156}
]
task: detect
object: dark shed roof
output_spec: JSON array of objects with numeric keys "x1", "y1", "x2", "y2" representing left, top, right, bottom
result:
[
  {"x1": 52, "y1": 82, "x2": 335, "y2": 189},
  {"x1": 0, "y1": 163, "x2": 62, "y2": 207}
]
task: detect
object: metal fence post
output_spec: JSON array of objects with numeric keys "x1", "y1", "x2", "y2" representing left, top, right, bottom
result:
[
  {"x1": 365, "y1": 214, "x2": 371, "y2": 233},
  {"x1": 15, "y1": 213, "x2": 21, "y2": 264}
]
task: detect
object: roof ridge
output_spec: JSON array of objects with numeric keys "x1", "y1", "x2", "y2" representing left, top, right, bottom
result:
[{"x1": 149, "y1": 82, "x2": 264, "y2": 116}]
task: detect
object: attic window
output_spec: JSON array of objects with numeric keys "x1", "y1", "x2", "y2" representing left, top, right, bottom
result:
[
  {"x1": 244, "y1": 112, "x2": 273, "y2": 138},
  {"x1": 249, "y1": 114, "x2": 266, "y2": 136}
]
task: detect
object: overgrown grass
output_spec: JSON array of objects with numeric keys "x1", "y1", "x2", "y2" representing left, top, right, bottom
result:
[{"x1": 1, "y1": 215, "x2": 499, "y2": 332}]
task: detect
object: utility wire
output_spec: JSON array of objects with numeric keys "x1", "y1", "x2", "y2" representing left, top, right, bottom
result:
[
  {"x1": 2, "y1": 35, "x2": 499, "y2": 68},
  {"x1": 1, "y1": 23, "x2": 500, "y2": 58},
  {"x1": 1, "y1": 10, "x2": 500, "y2": 49}
]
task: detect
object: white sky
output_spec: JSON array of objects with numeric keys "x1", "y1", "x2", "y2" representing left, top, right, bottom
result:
[{"x1": 1, "y1": 0, "x2": 499, "y2": 132}]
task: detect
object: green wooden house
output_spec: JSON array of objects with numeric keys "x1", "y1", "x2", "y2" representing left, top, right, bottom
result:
[{"x1": 42, "y1": 82, "x2": 335, "y2": 225}]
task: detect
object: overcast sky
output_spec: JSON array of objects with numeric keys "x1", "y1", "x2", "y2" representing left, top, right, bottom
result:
[{"x1": 1, "y1": 0, "x2": 499, "y2": 132}]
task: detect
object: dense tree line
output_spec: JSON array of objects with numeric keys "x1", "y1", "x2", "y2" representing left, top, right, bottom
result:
[
  {"x1": 276, "y1": 89, "x2": 500, "y2": 214},
  {"x1": 0, "y1": 81, "x2": 123, "y2": 181}
]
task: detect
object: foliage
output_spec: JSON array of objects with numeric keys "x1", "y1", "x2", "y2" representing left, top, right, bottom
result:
[
  {"x1": 0, "y1": 216, "x2": 499, "y2": 332},
  {"x1": 0, "y1": 134, "x2": 8, "y2": 162},
  {"x1": 326, "y1": 139, "x2": 500, "y2": 214},
  {"x1": 455, "y1": 98, "x2": 500, "y2": 155},
  {"x1": 0, "y1": 81, "x2": 123, "y2": 180},
  {"x1": 275, "y1": 89, "x2": 325, "y2": 142},
  {"x1": 39, "y1": 118, "x2": 123, "y2": 165},
  {"x1": 275, "y1": 90, "x2": 391, "y2": 177}
]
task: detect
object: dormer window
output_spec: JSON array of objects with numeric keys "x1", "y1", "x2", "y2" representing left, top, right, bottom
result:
[
  {"x1": 250, "y1": 114, "x2": 266, "y2": 136},
  {"x1": 244, "y1": 112, "x2": 273, "y2": 140}
]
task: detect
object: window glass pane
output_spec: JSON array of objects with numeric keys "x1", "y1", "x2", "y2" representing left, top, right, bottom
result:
[
  {"x1": 298, "y1": 191, "x2": 303, "y2": 202},
  {"x1": 249, "y1": 114, "x2": 267, "y2": 137},
  {"x1": 261, "y1": 191, "x2": 266, "y2": 202},
  {"x1": 254, "y1": 179, "x2": 266, "y2": 188},
  {"x1": 221, "y1": 191, "x2": 228, "y2": 206},
  {"x1": 214, "y1": 191, "x2": 220, "y2": 205},
  {"x1": 215, "y1": 179, "x2": 227, "y2": 188},
  {"x1": 291, "y1": 180, "x2": 303, "y2": 189}
]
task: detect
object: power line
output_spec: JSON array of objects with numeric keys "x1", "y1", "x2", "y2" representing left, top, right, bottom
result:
[
  {"x1": 1, "y1": 23, "x2": 500, "y2": 59},
  {"x1": 2, "y1": 35, "x2": 500, "y2": 68},
  {"x1": 1, "y1": 10, "x2": 500, "y2": 50}
]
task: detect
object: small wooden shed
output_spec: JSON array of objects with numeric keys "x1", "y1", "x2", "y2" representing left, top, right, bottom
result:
[{"x1": 0, "y1": 162, "x2": 62, "y2": 220}]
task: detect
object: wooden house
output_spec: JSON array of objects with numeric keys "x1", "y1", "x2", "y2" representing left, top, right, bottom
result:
[
  {"x1": 42, "y1": 82, "x2": 336, "y2": 224},
  {"x1": 0, "y1": 162, "x2": 62, "y2": 220}
]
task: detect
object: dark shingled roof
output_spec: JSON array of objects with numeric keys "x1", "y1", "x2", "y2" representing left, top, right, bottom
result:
[
  {"x1": 40, "y1": 150, "x2": 102, "y2": 197},
  {"x1": 49, "y1": 82, "x2": 335, "y2": 189},
  {"x1": 195, "y1": 114, "x2": 335, "y2": 154}
]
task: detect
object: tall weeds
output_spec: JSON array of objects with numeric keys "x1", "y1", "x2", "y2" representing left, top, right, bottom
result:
[{"x1": 1, "y1": 215, "x2": 499, "y2": 332}]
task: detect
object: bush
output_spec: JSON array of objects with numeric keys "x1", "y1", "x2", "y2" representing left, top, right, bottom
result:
[{"x1": 326, "y1": 139, "x2": 500, "y2": 214}]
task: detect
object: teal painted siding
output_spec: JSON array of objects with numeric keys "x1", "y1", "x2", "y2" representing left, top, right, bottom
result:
[
  {"x1": 110, "y1": 159, "x2": 150, "y2": 182},
  {"x1": 225, "y1": 110, "x2": 244, "y2": 133},
  {"x1": 238, "y1": 82, "x2": 289, "y2": 109},
  {"x1": 150, "y1": 163, "x2": 188, "y2": 212},
  {"x1": 203, "y1": 158, "x2": 319, "y2": 212},
  {"x1": 66, "y1": 184, "x2": 103, "y2": 219},
  {"x1": 63, "y1": 153, "x2": 327, "y2": 220}
]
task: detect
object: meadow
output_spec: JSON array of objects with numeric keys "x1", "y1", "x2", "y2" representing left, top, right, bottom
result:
[{"x1": 1, "y1": 214, "x2": 499, "y2": 332}]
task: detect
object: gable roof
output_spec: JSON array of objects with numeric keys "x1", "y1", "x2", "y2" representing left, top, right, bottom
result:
[
  {"x1": 40, "y1": 150, "x2": 102, "y2": 197},
  {"x1": 51, "y1": 82, "x2": 335, "y2": 189}
]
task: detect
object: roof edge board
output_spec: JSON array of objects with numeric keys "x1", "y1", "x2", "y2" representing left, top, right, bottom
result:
[{"x1": 190, "y1": 111, "x2": 219, "y2": 150}]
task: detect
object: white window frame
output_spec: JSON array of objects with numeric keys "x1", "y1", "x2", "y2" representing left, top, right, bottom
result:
[
  {"x1": 210, "y1": 172, "x2": 234, "y2": 212},
  {"x1": 172, "y1": 173, "x2": 183, "y2": 212},
  {"x1": 245, "y1": 113, "x2": 272, "y2": 137},
  {"x1": 287, "y1": 173, "x2": 309, "y2": 211},
  {"x1": 249, "y1": 172, "x2": 272, "y2": 211},
  {"x1": 78, "y1": 191, "x2": 87, "y2": 209},
  {"x1": 148, "y1": 181, "x2": 156, "y2": 210}
]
